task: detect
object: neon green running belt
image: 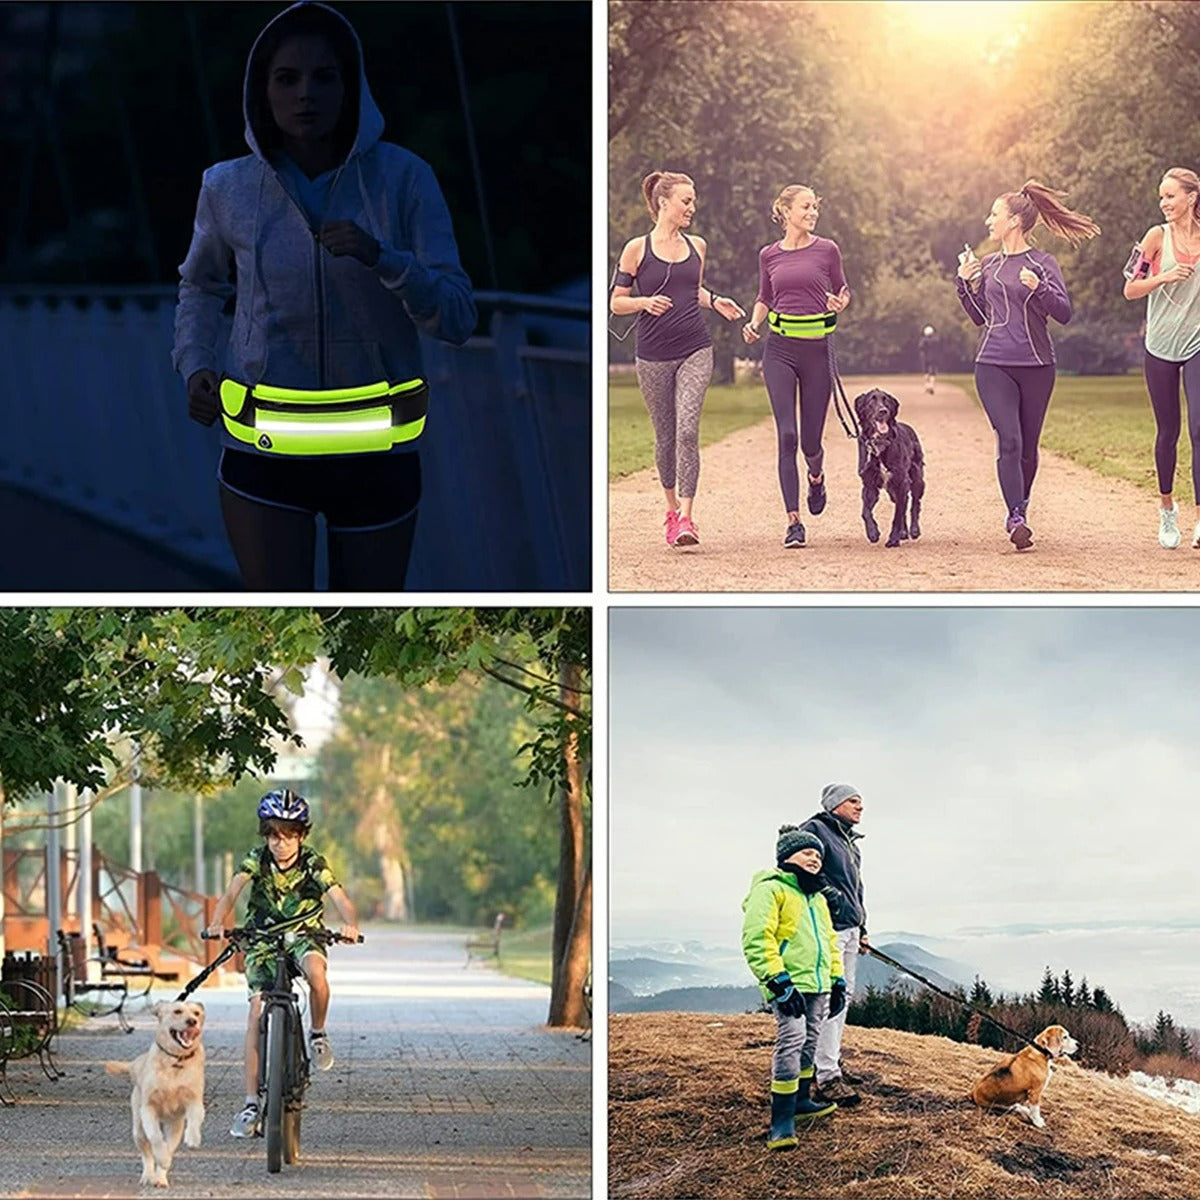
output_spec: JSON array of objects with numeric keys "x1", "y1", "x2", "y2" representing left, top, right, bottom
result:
[
  {"x1": 766, "y1": 310, "x2": 837, "y2": 339},
  {"x1": 220, "y1": 377, "x2": 428, "y2": 456}
]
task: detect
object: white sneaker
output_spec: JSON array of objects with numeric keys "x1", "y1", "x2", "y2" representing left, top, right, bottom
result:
[
  {"x1": 230, "y1": 1101, "x2": 260, "y2": 1138},
  {"x1": 310, "y1": 1030, "x2": 334, "y2": 1071},
  {"x1": 1159, "y1": 503, "x2": 1181, "y2": 548}
]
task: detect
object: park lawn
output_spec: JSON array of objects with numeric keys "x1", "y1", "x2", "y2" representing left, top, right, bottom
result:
[
  {"x1": 612, "y1": 371, "x2": 1169, "y2": 494},
  {"x1": 497, "y1": 923, "x2": 552, "y2": 986},
  {"x1": 942, "y1": 372, "x2": 1162, "y2": 492},
  {"x1": 609, "y1": 376, "x2": 769, "y2": 480}
]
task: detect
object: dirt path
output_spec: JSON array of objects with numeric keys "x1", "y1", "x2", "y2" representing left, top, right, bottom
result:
[{"x1": 609, "y1": 375, "x2": 1200, "y2": 592}]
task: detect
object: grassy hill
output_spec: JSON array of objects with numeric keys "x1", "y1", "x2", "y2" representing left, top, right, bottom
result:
[{"x1": 610, "y1": 1012, "x2": 1200, "y2": 1198}]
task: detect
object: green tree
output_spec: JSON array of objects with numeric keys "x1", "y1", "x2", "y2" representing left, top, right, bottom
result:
[{"x1": 319, "y1": 607, "x2": 591, "y2": 1029}]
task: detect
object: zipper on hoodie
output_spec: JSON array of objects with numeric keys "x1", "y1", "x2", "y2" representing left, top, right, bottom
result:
[
  {"x1": 807, "y1": 894, "x2": 824, "y2": 987},
  {"x1": 314, "y1": 229, "x2": 325, "y2": 387}
]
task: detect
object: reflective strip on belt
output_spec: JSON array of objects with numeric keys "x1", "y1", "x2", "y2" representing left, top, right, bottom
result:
[
  {"x1": 766, "y1": 310, "x2": 837, "y2": 339},
  {"x1": 219, "y1": 378, "x2": 428, "y2": 455}
]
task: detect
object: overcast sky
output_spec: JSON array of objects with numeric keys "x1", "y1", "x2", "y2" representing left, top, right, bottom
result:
[{"x1": 610, "y1": 607, "x2": 1200, "y2": 946}]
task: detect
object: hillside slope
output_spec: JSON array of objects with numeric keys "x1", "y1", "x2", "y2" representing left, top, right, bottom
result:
[{"x1": 610, "y1": 1013, "x2": 1200, "y2": 1199}]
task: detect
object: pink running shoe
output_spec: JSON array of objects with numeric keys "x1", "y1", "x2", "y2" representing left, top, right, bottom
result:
[
  {"x1": 664, "y1": 509, "x2": 681, "y2": 546},
  {"x1": 674, "y1": 514, "x2": 700, "y2": 547}
]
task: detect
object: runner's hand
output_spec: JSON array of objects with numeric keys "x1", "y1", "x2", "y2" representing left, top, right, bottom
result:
[
  {"x1": 318, "y1": 221, "x2": 381, "y2": 267},
  {"x1": 957, "y1": 247, "x2": 982, "y2": 281},
  {"x1": 826, "y1": 286, "x2": 850, "y2": 313},
  {"x1": 713, "y1": 296, "x2": 746, "y2": 321},
  {"x1": 642, "y1": 295, "x2": 672, "y2": 317},
  {"x1": 1163, "y1": 262, "x2": 1195, "y2": 284},
  {"x1": 742, "y1": 322, "x2": 762, "y2": 344},
  {"x1": 1019, "y1": 267, "x2": 1040, "y2": 291},
  {"x1": 187, "y1": 369, "x2": 220, "y2": 426}
]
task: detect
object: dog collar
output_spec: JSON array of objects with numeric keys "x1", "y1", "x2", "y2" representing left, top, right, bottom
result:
[{"x1": 160, "y1": 1042, "x2": 199, "y2": 1063}]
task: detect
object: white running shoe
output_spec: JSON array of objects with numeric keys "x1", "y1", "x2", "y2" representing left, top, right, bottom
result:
[
  {"x1": 1159, "y1": 503, "x2": 1181, "y2": 548},
  {"x1": 310, "y1": 1030, "x2": 335, "y2": 1071}
]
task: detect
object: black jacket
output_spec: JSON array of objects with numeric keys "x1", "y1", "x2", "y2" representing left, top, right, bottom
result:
[{"x1": 799, "y1": 810, "x2": 866, "y2": 934}]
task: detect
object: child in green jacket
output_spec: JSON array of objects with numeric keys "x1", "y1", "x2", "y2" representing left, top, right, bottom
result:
[{"x1": 742, "y1": 824, "x2": 847, "y2": 1148}]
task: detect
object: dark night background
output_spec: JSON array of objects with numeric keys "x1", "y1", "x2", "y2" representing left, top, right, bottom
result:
[{"x1": 0, "y1": 1, "x2": 589, "y2": 296}]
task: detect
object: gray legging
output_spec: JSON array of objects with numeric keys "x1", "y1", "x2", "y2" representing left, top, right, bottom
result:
[
  {"x1": 1144, "y1": 349, "x2": 1200, "y2": 501},
  {"x1": 634, "y1": 346, "x2": 714, "y2": 498},
  {"x1": 772, "y1": 992, "x2": 830, "y2": 1082}
]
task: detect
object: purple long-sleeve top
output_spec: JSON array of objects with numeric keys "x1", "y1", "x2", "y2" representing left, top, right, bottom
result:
[
  {"x1": 756, "y1": 237, "x2": 848, "y2": 315},
  {"x1": 956, "y1": 249, "x2": 1072, "y2": 366}
]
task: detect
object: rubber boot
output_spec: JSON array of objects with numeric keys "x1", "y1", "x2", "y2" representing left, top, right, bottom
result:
[
  {"x1": 795, "y1": 1066, "x2": 837, "y2": 1120},
  {"x1": 767, "y1": 1080, "x2": 799, "y2": 1150}
]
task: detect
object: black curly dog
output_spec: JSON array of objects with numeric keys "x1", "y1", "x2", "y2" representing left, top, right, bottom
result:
[{"x1": 854, "y1": 388, "x2": 925, "y2": 547}]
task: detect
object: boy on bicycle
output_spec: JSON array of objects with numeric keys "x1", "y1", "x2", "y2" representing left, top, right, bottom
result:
[{"x1": 205, "y1": 788, "x2": 359, "y2": 1138}]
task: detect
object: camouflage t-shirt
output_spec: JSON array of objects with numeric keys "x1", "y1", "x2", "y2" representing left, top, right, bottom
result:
[{"x1": 237, "y1": 844, "x2": 338, "y2": 930}]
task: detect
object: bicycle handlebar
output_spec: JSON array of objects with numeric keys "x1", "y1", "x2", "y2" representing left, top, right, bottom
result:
[{"x1": 201, "y1": 926, "x2": 364, "y2": 945}]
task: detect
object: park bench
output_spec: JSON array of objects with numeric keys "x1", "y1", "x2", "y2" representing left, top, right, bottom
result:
[
  {"x1": 91, "y1": 923, "x2": 180, "y2": 1003},
  {"x1": 0, "y1": 970, "x2": 62, "y2": 1105},
  {"x1": 464, "y1": 913, "x2": 506, "y2": 967},
  {"x1": 55, "y1": 929, "x2": 135, "y2": 1033}
]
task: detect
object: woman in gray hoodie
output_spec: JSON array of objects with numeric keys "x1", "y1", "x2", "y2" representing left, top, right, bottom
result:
[{"x1": 173, "y1": 2, "x2": 476, "y2": 590}]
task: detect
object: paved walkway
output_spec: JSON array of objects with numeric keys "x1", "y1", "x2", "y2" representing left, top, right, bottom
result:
[{"x1": 0, "y1": 926, "x2": 590, "y2": 1199}]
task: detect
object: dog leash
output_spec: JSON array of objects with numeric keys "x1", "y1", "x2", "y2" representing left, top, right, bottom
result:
[
  {"x1": 865, "y1": 946, "x2": 1052, "y2": 1058},
  {"x1": 826, "y1": 335, "x2": 860, "y2": 439}
]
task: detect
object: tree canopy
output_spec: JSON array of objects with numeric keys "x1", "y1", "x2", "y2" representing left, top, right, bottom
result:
[{"x1": 609, "y1": 0, "x2": 1200, "y2": 377}]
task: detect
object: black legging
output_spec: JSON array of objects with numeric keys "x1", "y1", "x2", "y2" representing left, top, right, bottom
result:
[
  {"x1": 219, "y1": 487, "x2": 418, "y2": 590},
  {"x1": 218, "y1": 449, "x2": 421, "y2": 590},
  {"x1": 974, "y1": 362, "x2": 1056, "y2": 514},
  {"x1": 1144, "y1": 349, "x2": 1200, "y2": 501},
  {"x1": 762, "y1": 334, "x2": 831, "y2": 513}
]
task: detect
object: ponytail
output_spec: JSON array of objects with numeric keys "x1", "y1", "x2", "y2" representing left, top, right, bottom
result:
[
  {"x1": 1005, "y1": 180, "x2": 1100, "y2": 247},
  {"x1": 642, "y1": 170, "x2": 694, "y2": 221}
]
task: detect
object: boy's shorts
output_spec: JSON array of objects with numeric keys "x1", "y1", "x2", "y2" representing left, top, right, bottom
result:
[{"x1": 244, "y1": 933, "x2": 327, "y2": 994}]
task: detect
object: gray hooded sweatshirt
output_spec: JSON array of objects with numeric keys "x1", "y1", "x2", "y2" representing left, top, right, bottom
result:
[{"x1": 172, "y1": 1, "x2": 477, "y2": 454}]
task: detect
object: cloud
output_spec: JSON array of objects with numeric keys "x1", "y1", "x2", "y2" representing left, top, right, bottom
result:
[{"x1": 611, "y1": 608, "x2": 1200, "y2": 943}]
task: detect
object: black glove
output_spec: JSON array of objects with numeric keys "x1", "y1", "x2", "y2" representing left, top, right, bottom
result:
[
  {"x1": 776, "y1": 989, "x2": 807, "y2": 1019},
  {"x1": 828, "y1": 977, "x2": 847, "y2": 1019},
  {"x1": 187, "y1": 369, "x2": 220, "y2": 427},
  {"x1": 766, "y1": 972, "x2": 806, "y2": 1018}
]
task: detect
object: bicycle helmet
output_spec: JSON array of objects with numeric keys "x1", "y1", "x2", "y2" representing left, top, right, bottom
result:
[{"x1": 257, "y1": 788, "x2": 311, "y2": 828}]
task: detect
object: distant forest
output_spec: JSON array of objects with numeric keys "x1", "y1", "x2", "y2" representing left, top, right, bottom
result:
[{"x1": 851, "y1": 965, "x2": 1197, "y2": 1078}]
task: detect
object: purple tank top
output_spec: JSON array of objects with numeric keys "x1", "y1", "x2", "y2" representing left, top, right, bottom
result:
[{"x1": 634, "y1": 234, "x2": 713, "y2": 362}]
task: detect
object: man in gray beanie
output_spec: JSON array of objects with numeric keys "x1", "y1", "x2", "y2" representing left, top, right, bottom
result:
[{"x1": 799, "y1": 783, "x2": 868, "y2": 1107}]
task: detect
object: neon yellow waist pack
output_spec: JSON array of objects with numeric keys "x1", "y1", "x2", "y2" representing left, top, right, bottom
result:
[
  {"x1": 766, "y1": 310, "x2": 837, "y2": 339},
  {"x1": 220, "y1": 377, "x2": 428, "y2": 455}
]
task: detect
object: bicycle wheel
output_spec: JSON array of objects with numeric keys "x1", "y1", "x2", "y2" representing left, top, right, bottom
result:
[
  {"x1": 283, "y1": 1104, "x2": 301, "y2": 1164},
  {"x1": 264, "y1": 1007, "x2": 286, "y2": 1173}
]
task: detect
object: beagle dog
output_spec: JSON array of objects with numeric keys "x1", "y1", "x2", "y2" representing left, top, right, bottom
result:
[{"x1": 970, "y1": 1024, "x2": 1077, "y2": 1128}]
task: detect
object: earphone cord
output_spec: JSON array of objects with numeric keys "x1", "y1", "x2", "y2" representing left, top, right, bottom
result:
[{"x1": 608, "y1": 254, "x2": 673, "y2": 343}]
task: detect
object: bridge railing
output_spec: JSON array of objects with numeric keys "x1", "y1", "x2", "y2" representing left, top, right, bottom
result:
[{"x1": 0, "y1": 287, "x2": 589, "y2": 590}]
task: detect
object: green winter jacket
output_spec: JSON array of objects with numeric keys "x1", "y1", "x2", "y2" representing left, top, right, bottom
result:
[{"x1": 742, "y1": 868, "x2": 843, "y2": 1000}]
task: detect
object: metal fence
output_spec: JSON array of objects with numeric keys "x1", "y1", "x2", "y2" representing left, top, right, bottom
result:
[{"x1": 0, "y1": 286, "x2": 589, "y2": 591}]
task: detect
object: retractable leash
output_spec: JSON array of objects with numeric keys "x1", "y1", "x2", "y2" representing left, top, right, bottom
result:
[{"x1": 865, "y1": 945, "x2": 1052, "y2": 1058}]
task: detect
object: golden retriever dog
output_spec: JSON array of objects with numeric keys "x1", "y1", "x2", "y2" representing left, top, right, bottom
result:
[
  {"x1": 970, "y1": 1024, "x2": 1077, "y2": 1128},
  {"x1": 106, "y1": 1000, "x2": 206, "y2": 1187}
]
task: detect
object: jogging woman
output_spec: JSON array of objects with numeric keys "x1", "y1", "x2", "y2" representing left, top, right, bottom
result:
[
  {"x1": 956, "y1": 180, "x2": 1099, "y2": 551},
  {"x1": 173, "y1": 2, "x2": 476, "y2": 590},
  {"x1": 610, "y1": 171, "x2": 745, "y2": 549},
  {"x1": 743, "y1": 184, "x2": 850, "y2": 549},
  {"x1": 1122, "y1": 167, "x2": 1200, "y2": 549}
]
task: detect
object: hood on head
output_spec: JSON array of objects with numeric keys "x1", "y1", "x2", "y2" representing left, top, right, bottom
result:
[{"x1": 243, "y1": 1, "x2": 384, "y2": 165}]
